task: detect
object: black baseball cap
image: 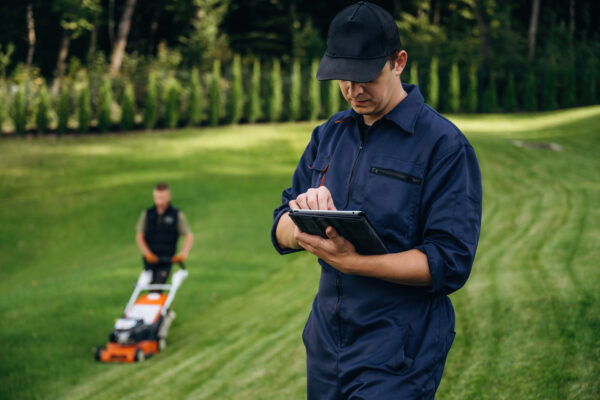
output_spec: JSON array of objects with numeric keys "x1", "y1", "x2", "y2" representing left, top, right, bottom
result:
[{"x1": 316, "y1": 1, "x2": 401, "y2": 83}]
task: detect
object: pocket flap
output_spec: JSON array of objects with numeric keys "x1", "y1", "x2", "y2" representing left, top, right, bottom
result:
[{"x1": 309, "y1": 155, "x2": 330, "y2": 172}]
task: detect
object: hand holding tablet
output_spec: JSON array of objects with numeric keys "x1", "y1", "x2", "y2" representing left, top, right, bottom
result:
[{"x1": 288, "y1": 209, "x2": 389, "y2": 255}]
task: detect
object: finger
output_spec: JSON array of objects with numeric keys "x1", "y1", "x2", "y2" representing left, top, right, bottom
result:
[
  {"x1": 325, "y1": 226, "x2": 338, "y2": 239},
  {"x1": 306, "y1": 190, "x2": 319, "y2": 210},
  {"x1": 326, "y1": 226, "x2": 345, "y2": 247},
  {"x1": 296, "y1": 229, "x2": 327, "y2": 250},
  {"x1": 296, "y1": 194, "x2": 308, "y2": 210},
  {"x1": 295, "y1": 228, "x2": 316, "y2": 243},
  {"x1": 317, "y1": 189, "x2": 330, "y2": 210},
  {"x1": 297, "y1": 240, "x2": 317, "y2": 255},
  {"x1": 289, "y1": 200, "x2": 299, "y2": 210}
]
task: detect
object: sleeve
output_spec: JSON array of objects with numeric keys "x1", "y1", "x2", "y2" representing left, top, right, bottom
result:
[
  {"x1": 178, "y1": 212, "x2": 192, "y2": 236},
  {"x1": 135, "y1": 211, "x2": 146, "y2": 233},
  {"x1": 270, "y1": 125, "x2": 321, "y2": 255},
  {"x1": 414, "y1": 143, "x2": 482, "y2": 295}
]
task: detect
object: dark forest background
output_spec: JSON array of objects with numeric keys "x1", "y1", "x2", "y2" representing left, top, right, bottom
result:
[{"x1": 0, "y1": 0, "x2": 598, "y2": 133}]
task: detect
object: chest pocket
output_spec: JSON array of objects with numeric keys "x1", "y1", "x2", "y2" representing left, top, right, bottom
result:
[
  {"x1": 309, "y1": 155, "x2": 330, "y2": 188},
  {"x1": 363, "y1": 157, "x2": 424, "y2": 243}
]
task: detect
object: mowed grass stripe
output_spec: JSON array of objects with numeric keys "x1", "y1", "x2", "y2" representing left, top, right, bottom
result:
[{"x1": 445, "y1": 138, "x2": 551, "y2": 396}]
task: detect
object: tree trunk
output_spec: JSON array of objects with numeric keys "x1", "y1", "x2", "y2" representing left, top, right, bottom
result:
[
  {"x1": 26, "y1": 3, "x2": 36, "y2": 67},
  {"x1": 109, "y1": 0, "x2": 137, "y2": 77},
  {"x1": 473, "y1": 0, "x2": 493, "y2": 62},
  {"x1": 432, "y1": 0, "x2": 441, "y2": 26},
  {"x1": 108, "y1": 0, "x2": 115, "y2": 49},
  {"x1": 569, "y1": 0, "x2": 575, "y2": 44},
  {"x1": 89, "y1": 18, "x2": 97, "y2": 60},
  {"x1": 527, "y1": 0, "x2": 541, "y2": 62},
  {"x1": 147, "y1": 3, "x2": 161, "y2": 56},
  {"x1": 51, "y1": 31, "x2": 71, "y2": 94}
]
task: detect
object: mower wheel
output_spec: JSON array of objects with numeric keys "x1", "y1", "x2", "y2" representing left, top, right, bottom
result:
[
  {"x1": 94, "y1": 346, "x2": 104, "y2": 361},
  {"x1": 159, "y1": 338, "x2": 167, "y2": 351},
  {"x1": 134, "y1": 348, "x2": 146, "y2": 362}
]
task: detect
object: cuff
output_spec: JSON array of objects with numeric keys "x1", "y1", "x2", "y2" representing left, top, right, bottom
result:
[
  {"x1": 271, "y1": 207, "x2": 303, "y2": 255},
  {"x1": 414, "y1": 242, "x2": 443, "y2": 295}
]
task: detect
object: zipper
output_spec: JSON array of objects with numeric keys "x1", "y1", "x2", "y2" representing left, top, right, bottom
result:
[
  {"x1": 335, "y1": 272, "x2": 343, "y2": 346},
  {"x1": 337, "y1": 119, "x2": 366, "y2": 346},
  {"x1": 370, "y1": 166, "x2": 422, "y2": 185},
  {"x1": 343, "y1": 136, "x2": 365, "y2": 209}
]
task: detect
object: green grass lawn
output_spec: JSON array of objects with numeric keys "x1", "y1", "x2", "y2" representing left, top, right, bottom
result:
[{"x1": 1, "y1": 107, "x2": 599, "y2": 399}]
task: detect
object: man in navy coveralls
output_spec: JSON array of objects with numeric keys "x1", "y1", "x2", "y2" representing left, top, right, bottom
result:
[{"x1": 271, "y1": 2, "x2": 482, "y2": 398}]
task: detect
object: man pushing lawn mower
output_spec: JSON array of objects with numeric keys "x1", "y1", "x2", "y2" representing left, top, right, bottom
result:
[
  {"x1": 136, "y1": 182, "x2": 194, "y2": 284},
  {"x1": 95, "y1": 183, "x2": 194, "y2": 362}
]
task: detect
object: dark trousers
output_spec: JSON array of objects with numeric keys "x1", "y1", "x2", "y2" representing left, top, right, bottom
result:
[{"x1": 143, "y1": 258, "x2": 172, "y2": 284}]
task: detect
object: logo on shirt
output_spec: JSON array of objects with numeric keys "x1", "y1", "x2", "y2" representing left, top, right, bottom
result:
[{"x1": 164, "y1": 215, "x2": 174, "y2": 224}]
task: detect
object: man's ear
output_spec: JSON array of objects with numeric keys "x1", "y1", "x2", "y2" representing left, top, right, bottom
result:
[{"x1": 396, "y1": 50, "x2": 408, "y2": 77}]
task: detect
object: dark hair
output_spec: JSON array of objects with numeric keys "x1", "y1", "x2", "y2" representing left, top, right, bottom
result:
[
  {"x1": 155, "y1": 182, "x2": 169, "y2": 191},
  {"x1": 388, "y1": 50, "x2": 400, "y2": 69}
]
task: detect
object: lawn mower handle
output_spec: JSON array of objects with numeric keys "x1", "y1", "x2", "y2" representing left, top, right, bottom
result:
[{"x1": 157, "y1": 257, "x2": 186, "y2": 269}]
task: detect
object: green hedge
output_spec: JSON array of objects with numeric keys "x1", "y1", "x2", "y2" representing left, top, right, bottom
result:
[
  {"x1": 247, "y1": 58, "x2": 261, "y2": 123},
  {"x1": 288, "y1": 60, "x2": 301, "y2": 121},
  {"x1": 308, "y1": 59, "x2": 321, "y2": 121},
  {"x1": 186, "y1": 67, "x2": 203, "y2": 125},
  {"x1": 78, "y1": 83, "x2": 91, "y2": 133},
  {"x1": 97, "y1": 78, "x2": 112, "y2": 132},
  {"x1": 120, "y1": 82, "x2": 135, "y2": 131},
  {"x1": 448, "y1": 61, "x2": 460, "y2": 113},
  {"x1": 143, "y1": 71, "x2": 158, "y2": 130},
  {"x1": 57, "y1": 85, "x2": 70, "y2": 134},
  {"x1": 267, "y1": 59, "x2": 282, "y2": 122},
  {"x1": 164, "y1": 77, "x2": 181, "y2": 129},
  {"x1": 3, "y1": 54, "x2": 599, "y2": 135},
  {"x1": 227, "y1": 55, "x2": 243, "y2": 124},
  {"x1": 209, "y1": 60, "x2": 221, "y2": 126},
  {"x1": 13, "y1": 84, "x2": 26, "y2": 134},
  {"x1": 36, "y1": 84, "x2": 49, "y2": 133}
]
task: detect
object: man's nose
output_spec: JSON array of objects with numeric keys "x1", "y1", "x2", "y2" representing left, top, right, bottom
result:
[{"x1": 347, "y1": 82, "x2": 364, "y2": 98}]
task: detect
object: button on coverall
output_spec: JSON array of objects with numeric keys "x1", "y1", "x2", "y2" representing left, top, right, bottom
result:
[{"x1": 271, "y1": 84, "x2": 482, "y2": 399}]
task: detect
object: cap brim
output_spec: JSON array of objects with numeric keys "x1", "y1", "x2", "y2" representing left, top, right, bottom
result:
[{"x1": 316, "y1": 54, "x2": 388, "y2": 82}]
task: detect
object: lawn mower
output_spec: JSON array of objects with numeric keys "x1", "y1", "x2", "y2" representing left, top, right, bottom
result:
[{"x1": 95, "y1": 258, "x2": 188, "y2": 362}]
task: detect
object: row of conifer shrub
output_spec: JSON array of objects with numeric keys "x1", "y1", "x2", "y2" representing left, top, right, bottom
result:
[{"x1": 0, "y1": 55, "x2": 597, "y2": 134}]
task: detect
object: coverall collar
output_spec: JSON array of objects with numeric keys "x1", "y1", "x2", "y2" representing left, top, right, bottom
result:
[{"x1": 349, "y1": 83, "x2": 424, "y2": 136}]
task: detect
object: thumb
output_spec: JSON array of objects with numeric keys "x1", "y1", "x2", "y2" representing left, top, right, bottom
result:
[{"x1": 325, "y1": 226, "x2": 342, "y2": 243}]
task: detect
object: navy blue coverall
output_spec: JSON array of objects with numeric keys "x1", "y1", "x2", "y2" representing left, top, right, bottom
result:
[{"x1": 271, "y1": 84, "x2": 482, "y2": 399}]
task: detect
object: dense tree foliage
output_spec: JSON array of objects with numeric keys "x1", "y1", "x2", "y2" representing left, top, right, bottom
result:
[
  {"x1": 0, "y1": 0, "x2": 598, "y2": 133},
  {"x1": 0, "y1": 1, "x2": 596, "y2": 77}
]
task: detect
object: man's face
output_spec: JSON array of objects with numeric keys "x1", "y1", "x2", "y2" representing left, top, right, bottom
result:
[
  {"x1": 153, "y1": 189, "x2": 171, "y2": 210},
  {"x1": 338, "y1": 52, "x2": 407, "y2": 123}
]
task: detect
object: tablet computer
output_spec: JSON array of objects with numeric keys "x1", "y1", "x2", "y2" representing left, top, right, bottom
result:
[{"x1": 288, "y1": 209, "x2": 389, "y2": 255}]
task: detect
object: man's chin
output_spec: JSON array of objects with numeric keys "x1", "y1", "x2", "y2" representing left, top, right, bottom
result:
[{"x1": 351, "y1": 106, "x2": 374, "y2": 115}]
